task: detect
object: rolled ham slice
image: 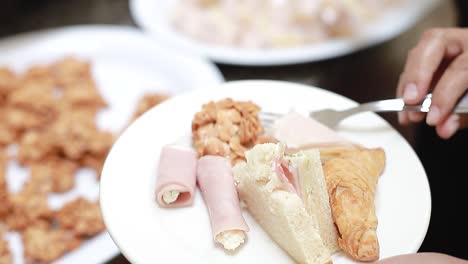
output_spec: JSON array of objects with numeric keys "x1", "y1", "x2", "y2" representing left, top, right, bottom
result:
[
  {"x1": 197, "y1": 155, "x2": 249, "y2": 250},
  {"x1": 155, "y1": 145, "x2": 197, "y2": 208}
]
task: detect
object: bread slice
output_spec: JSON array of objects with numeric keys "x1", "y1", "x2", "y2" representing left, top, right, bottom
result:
[
  {"x1": 287, "y1": 150, "x2": 339, "y2": 253},
  {"x1": 233, "y1": 143, "x2": 333, "y2": 264}
]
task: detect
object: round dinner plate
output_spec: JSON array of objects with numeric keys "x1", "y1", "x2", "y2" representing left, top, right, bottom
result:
[
  {"x1": 130, "y1": 0, "x2": 440, "y2": 66},
  {"x1": 0, "y1": 25, "x2": 223, "y2": 264},
  {"x1": 100, "y1": 80, "x2": 431, "y2": 264}
]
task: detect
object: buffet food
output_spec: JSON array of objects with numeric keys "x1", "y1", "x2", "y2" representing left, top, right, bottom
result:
[{"x1": 154, "y1": 98, "x2": 386, "y2": 263}]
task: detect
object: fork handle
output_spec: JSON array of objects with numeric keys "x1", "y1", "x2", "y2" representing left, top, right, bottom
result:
[{"x1": 362, "y1": 93, "x2": 468, "y2": 114}]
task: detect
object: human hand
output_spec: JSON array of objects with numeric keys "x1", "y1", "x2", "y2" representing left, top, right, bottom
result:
[
  {"x1": 374, "y1": 253, "x2": 468, "y2": 264},
  {"x1": 397, "y1": 27, "x2": 468, "y2": 139}
]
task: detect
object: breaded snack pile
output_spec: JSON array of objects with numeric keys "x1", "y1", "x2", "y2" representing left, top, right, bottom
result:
[
  {"x1": 0, "y1": 149, "x2": 10, "y2": 219},
  {"x1": 0, "y1": 57, "x2": 168, "y2": 263},
  {"x1": 0, "y1": 227, "x2": 12, "y2": 264},
  {"x1": 192, "y1": 98, "x2": 264, "y2": 164}
]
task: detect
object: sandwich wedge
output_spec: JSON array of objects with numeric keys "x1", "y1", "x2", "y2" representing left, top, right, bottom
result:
[{"x1": 233, "y1": 143, "x2": 337, "y2": 264}]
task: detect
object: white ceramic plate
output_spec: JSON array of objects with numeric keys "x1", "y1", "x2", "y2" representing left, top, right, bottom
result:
[
  {"x1": 100, "y1": 80, "x2": 431, "y2": 264},
  {"x1": 0, "y1": 25, "x2": 224, "y2": 264},
  {"x1": 130, "y1": 0, "x2": 440, "y2": 66}
]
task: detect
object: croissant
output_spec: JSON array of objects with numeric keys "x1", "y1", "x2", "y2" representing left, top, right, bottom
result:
[
  {"x1": 322, "y1": 148, "x2": 385, "y2": 261},
  {"x1": 318, "y1": 145, "x2": 359, "y2": 164}
]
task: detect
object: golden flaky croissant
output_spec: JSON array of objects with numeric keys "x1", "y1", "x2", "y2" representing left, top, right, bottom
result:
[{"x1": 322, "y1": 148, "x2": 385, "y2": 262}]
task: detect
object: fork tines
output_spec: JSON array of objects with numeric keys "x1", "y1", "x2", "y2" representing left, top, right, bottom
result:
[{"x1": 259, "y1": 111, "x2": 282, "y2": 130}]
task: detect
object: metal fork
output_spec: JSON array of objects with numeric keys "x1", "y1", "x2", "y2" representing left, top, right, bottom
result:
[{"x1": 260, "y1": 93, "x2": 468, "y2": 128}]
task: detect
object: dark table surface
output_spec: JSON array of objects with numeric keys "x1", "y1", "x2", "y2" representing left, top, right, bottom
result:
[{"x1": 1, "y1": 0, "x2": 467, "y2": 263}]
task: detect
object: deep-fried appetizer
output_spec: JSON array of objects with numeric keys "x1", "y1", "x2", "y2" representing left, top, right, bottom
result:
[
  {"x1": 55, "y1": 198, "x2": 105, "y2": 237},
  {"x1": 22, "y1": 224, "x2": 81, "y2": 263},
  {"x1": 192, "y1": 98, "x2": 264, "y2": 164},
  {"x1": 5, "y1": 191, "x2": 52, "y2": 231}
]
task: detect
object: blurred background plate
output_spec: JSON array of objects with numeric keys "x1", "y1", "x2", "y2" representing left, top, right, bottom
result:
[
  {"x1": 0, "y1": 25, "x2": 223, "y2": 264},
  {"x1": 130, "y1": 0, "x2": 441, "y2": 66}
]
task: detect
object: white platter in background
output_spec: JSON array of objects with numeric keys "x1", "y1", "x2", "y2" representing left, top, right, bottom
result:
[
  {"x1": 0, "y1": 25, "x2": 224, "y2": 264},
  {"x1": 100, "y1": 80, "x2": 431, "y2": 264},
  {"x1": 130, "y1": 0, "x2": 440, "y2": 66}
]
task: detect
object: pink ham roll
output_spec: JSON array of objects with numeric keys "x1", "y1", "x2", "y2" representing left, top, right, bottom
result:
[
  {"x1": 155, "y1": 145, "x2": 197, "y2": 208},
  {"x1": 197, "y1": 155, "x2": 249, "y2": 250}
]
